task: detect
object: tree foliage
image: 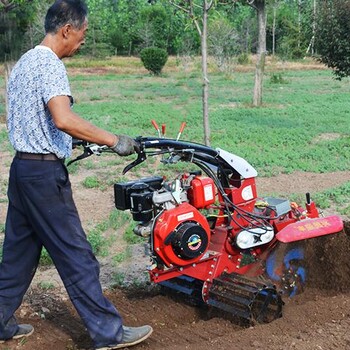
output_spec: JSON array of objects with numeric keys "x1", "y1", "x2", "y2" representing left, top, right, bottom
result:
[
  {"x1": 316, "y1": 0, "x2": 350, "y2": 79},
  {"x1": 0, "y1": 0, "x2": 40, "y2": 61},
  {"x1": 1, "y1": 0, "x2": 349, "y2": 72},
  {"x1": 0, "y1": 0, "x2": 33, "y2": 12}
]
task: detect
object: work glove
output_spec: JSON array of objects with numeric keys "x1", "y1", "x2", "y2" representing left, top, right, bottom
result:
[
  {"x1": 72, "y1": 138, "x2": 84, "y2": 149},
  {"x1": 110, "y1": 135, "x2": 140, "y2": 156}
]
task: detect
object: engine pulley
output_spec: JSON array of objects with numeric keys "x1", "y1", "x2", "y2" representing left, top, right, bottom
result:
[{"x1": 171, "y1": 222, "x2": 209, "y2": 260}]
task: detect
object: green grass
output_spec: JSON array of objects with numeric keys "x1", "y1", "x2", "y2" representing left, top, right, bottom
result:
[
  {"x1": 67, "y1": 67, "x2": 350, "y2": 178},
  {"x1": 82, "y1": 175, "x2": 101, "y2": 189},
  {"x1": 38, "y1": 281, "x2": 55, "y2": 290},
  {"x1": 112, "y1": 246, "x2": 132, "y2": 264},
  {"x1": 314, "y1": 182, "x2": 350, "y2": 215},
  {"x1": 65, "y1": 61, "x2": 350, "y2": 217}
]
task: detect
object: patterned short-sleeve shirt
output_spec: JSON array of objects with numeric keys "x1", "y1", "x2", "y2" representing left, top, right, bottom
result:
[{"x1": 7, "y1": 45, "x2": 73, "y2": 159}]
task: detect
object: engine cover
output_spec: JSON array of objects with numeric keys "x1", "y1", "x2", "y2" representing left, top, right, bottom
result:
[
  {"x1": 171, "y1": 221, "x2": 209, "y2": 260},
  {"x1": 153, "y1": 202, "x2": 211, "y2": 267}
]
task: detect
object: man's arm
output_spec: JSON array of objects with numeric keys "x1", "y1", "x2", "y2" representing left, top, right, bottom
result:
[{"x1": 48, "y1": 95, "x2": 117, "y2": 147}]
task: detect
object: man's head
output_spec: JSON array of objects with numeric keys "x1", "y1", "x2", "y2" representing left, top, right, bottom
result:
[
  {"x1": 45, "y1": 0, "x2": 88, "y2": 34},
  {"x1": 44, "y1": 0, "x2": 88, "y2": 58}
]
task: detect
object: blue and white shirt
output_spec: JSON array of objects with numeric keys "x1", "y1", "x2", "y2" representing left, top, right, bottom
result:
[{"x1": 7, "y1": 45, "x2": 73, "y2": 159}]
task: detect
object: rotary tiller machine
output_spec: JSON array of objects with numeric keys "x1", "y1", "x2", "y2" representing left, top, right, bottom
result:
[{"x1": 70, "y1": 123, "x2": 344, "y2": 323}]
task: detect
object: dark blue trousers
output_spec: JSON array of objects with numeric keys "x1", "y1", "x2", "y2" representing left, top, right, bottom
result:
[{"x1": 0, "y1": 157, "x2": 123, "y2": 348}]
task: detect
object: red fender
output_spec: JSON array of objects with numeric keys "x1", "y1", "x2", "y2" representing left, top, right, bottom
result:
[{"x1": 276, "y1": 215, "x2": 344, "y2": 243}]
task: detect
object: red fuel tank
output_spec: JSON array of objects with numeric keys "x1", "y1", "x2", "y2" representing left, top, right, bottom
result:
[{"x1": 188, "y1": 176, "x2": 216, "y2": 209}]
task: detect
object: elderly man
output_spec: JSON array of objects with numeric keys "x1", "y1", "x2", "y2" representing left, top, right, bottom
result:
[{"x1": 1, "y1": 0, "x2": 152, "y2": 349}]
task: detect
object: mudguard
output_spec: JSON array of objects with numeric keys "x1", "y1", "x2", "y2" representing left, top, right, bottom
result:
[{"x1": 276, "y1": 215, "x2": 344, "y2": 243}]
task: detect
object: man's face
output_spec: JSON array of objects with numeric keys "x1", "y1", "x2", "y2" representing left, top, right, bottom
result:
[{"x1": 65, "y1": 19, "x2": 88, "y2": 57}]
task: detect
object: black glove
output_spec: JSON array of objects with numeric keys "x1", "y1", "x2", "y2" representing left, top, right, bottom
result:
[
  {"x1": 110, "y1": 135, "x2": 139, "y2": 156},
  {"x1": 72, "y1": 138, "x2": 84, "y2": 149}
]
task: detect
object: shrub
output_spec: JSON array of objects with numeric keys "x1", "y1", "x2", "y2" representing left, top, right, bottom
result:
[
  {"x1": 237, "y1": 52, "x2": 250, "y2": 65},
  {"x1": 140, "y1": 47, "x2": 168, "y2": 75},
  {"x1": 269, "y1": 73, "x2": 288, "y2": 84}
]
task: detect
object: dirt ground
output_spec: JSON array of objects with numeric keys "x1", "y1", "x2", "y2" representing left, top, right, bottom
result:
[{"x1": 1, "y1": 145, "x2": 350, "y2": 350}]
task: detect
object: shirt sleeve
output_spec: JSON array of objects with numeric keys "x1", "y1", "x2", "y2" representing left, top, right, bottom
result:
[{"x1": 41, "y1": 54, "x2": 73, "y2": 105}]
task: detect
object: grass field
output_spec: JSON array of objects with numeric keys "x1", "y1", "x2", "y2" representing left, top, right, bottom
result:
[
  {"x1": 0, "y1": 56, "x2": 349, "y2": 219},
  {"x1": 59, "y1": 56, "x2": 350, "y2": 176}
]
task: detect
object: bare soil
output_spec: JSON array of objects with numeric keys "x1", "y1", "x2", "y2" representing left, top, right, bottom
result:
[{"x1": 1, "y1": 147, "x2": 350, "y2": 350}]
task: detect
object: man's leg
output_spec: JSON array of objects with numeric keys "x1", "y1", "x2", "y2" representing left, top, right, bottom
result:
[
  {"x1": 15, "y1": 159, "x2": 123, "y2": 348},
  {"x1": 0, "y1": 160, "x2": 42, "y2": 340}
]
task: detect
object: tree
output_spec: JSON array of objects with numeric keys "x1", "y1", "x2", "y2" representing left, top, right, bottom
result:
[
  {"x1": 0, "y1": 0, "x2": 38, "y2": 61},
  {"x1": 269, "y1": 0, "x2": 281, "y2": 56},
  {"x1": 306, "y1": 0, "x2": 317, "y2": 55},
  {"x1": 0, "y1": 0, "x2": 33, "y2": 12},
  {"x1": 167, "y1": 0, "x2": 217, "y2": 146},
  {"x1": 208, "y1": 15, "x2": 239, "y2": 72},
  {"x1": 245, "y1": 0, "x2": 266, "y2": 107},
  {"x1": 138, "y1": 5, "x2": 171, "y2": 50},
  {"x1": 83, "y1": 0, "x2": 119, "y2": 57},
  {"x1": 316, "y1": 0, "x2": 350, "y2": 80}
]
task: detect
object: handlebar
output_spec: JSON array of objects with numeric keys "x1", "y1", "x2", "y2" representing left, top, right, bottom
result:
[{"x1": 68, "y1": 136, "x2": 219, "y2": 172}]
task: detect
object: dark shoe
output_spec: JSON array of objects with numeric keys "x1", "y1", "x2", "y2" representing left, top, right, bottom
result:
[
  {"x1": 96, "y1": 325, "x2": 153, "y2": 349},
  {"x1": 0, "y1": 324, "x2": 34, "y2": 343}
]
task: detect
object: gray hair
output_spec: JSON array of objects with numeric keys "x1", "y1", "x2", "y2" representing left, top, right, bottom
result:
[{"x1": 45, "y1": 0, "x2": 88, "y2": 34}]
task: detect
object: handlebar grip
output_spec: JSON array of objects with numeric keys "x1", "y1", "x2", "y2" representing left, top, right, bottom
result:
[
  {"x1": 151, "y1": 119, "x2": 160, "y2": 131},
  {"x1": 179, "y1": 122, "x2": 186, "y2": 133}
]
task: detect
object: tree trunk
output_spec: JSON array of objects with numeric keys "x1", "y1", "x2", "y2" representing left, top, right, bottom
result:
[
  {"x1": 202, "y1": 0, "x2": 210, "y2": 146},
  {"x1": 297, "y1": 0, "x2": 302, "y2": 50},
  {"x1": 272, "y1": 4, "x2": 276, "y2": 56},
  {"x1": 253, "y1": 1, "x2": 266, "y2": 107},
  {"x1": 306, "y1": 0, "x2": 317, "y2": 55}
]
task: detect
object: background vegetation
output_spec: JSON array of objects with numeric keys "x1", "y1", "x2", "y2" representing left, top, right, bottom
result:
[{"x1": 0, "y1": 0, "x2": 347, "y2": 74}]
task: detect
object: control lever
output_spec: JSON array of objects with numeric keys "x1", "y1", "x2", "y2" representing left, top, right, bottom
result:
[
  {"x1": 122, "y1": 149, "x2": 147, "y2": 174},
  {"x1": 176, "y1": 122, "x2": 186, "y2": 141},
  {"x1": 151, "y1": 119, "x2": 161, "y2": 137},
  {"x1": 67, "y1": 143, "x2": 108, "y2": 166}
]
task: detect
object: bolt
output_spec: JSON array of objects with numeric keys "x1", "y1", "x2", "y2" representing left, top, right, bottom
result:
[
  {"x1": 209, "y1": 271, "x2": 212, "y2": 275},
  {"x1": 179, "y1": 267, "x2": 183, "y2": 271},
  {"x1": 156, "y1": 248, "x2": 160, "y2": 251},
  {"x1": 192, "y1": 263, "x2": 196, "y2": 267},
  {"x1": 236, "y1": 265, "x2": 240, "y2": 269}
]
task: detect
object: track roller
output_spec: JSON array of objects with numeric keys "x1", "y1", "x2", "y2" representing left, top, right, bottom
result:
[{"x1": 207, "y1": 273, "x2": 283, "y2": 323}]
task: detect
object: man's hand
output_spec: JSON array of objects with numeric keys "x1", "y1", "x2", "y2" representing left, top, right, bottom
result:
[{"x1": 110, "y1": 135, "x2": 139, "y2": 156}]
